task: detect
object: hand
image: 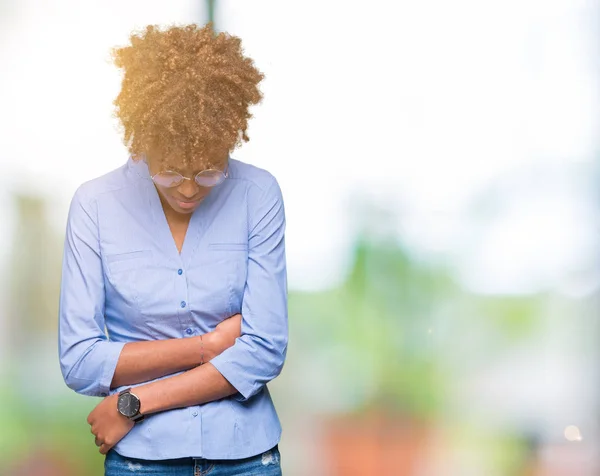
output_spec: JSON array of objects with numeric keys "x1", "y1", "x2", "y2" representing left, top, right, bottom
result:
[
  {"x1": 214, "y1": 313, "x2": 242, "y2": 351},
  {"x1": 87, "y1": 394, "x2": 134, "y2": 455}
]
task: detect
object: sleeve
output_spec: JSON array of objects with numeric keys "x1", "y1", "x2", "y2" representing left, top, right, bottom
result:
[
  {"x1": 58, "y1": 187, "x2": 125, "y2": 397},
  {"x1": 210, "y1": 178, "x2": 288, "y2": 401}
]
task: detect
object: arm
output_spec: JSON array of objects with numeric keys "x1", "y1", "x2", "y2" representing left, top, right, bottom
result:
[
  {"x1": 135, "y1": 362, "x2": 235, "y2": 412},
  {"x1": 59, "y1": 187, "x2": 240, "y2": 396},
  {"x1": 59, "y1": 187, "x2": 124, "y2": 397},
  {"x1": 110, "y1": 315, "x2": 241, "y2": 389},
  {"x1": 208, "y1": 177, "x2": 288, "y2": 400},
  {"x1": 90, "y1": 362, "x2": 237, "y2": 454}
]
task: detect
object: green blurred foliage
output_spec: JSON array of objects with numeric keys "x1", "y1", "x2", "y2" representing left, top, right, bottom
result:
[
  {"x1": 289, "y1": 237, "x2": 452, "y2": 419},
  {"x1": 0, "y1": 374, "x2": 104, "y2": 475},
  {"x1": 289, "y1": 234, "x2": 544, "y2": 422}
]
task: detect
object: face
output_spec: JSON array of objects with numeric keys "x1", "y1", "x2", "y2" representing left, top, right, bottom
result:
[{"x1": 147, "y1": 148, "x2": 229, "y2": 216}]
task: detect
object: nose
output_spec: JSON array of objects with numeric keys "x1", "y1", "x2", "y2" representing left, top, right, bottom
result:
[{"x1": 178, "y1": 179, "x2": 200, "y2": 199}]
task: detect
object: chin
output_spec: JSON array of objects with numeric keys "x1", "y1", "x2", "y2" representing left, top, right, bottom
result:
[
  {"x1": 170, "y1": 199, "x2": 202, "y2": 214},
  {"x1": 178, "y1": 207, "x2": 197, "y2": 214}
]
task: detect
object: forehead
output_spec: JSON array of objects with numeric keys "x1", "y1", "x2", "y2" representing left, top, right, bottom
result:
[{"x1": 149, "y1": 147, "x2": 229, "y2": 173}]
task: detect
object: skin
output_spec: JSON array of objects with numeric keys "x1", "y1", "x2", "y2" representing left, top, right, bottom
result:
[{"x1": 88, "y1": 149, "x2": 241, "y2": 455}]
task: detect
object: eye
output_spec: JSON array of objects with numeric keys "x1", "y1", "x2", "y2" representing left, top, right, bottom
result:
[
  {"x1": 152, "y1": 171, "x2": 184, "y2": 187},
  {"x1": 195, "y1": 170, "x2": 227, "y2": 187}
]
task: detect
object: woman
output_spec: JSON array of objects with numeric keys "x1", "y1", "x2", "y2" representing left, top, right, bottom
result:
[{"x1": 58, "y1": 24, "x2": 287, "y2": 475}]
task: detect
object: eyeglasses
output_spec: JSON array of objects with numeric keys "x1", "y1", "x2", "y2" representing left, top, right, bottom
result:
[{"x1": 150, "y1": 163, "x2": 229, "y2": 188}]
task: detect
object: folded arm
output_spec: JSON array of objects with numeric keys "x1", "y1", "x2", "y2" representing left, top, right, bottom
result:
[{"x1": 110, "y1": 315, "x2": 241, "y2": 388}]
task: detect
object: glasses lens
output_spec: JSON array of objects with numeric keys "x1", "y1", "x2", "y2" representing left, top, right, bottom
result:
[
  {"x1": 153, "y1": 172, "x2": 183, "y2": 188},
  {"x1": 195, "y1": 170, "x2": 226, "y2": 187}
]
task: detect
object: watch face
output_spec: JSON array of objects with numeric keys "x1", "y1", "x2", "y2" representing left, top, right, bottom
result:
[{"x1": 117, "y1": 392, "x2": 140, "y2": 418}]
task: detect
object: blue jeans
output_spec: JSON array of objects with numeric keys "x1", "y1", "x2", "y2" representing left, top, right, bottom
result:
[{"x1": 104, "y1": 446, "x2": 282, "y2": 476}]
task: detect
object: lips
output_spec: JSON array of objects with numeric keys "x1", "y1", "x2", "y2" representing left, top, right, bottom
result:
[{"x1": 176, "y1": 199, "x2": 203, "y2": 210}]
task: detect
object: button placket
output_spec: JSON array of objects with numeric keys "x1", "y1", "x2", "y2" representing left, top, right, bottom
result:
[
  {"x1": 190, "y1": 405, "x2": 202, "y2": 456},
  {"x1": 174, "y1": 262, "x2": 193, "y2": 337},
  {"x1": 180, "y1": 305, "x2": 194, "y2": 336}
]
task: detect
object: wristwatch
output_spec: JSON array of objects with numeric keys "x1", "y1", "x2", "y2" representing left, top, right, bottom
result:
[{"x1": 117, "y1": 388, "x2": 145, "y2": 423}]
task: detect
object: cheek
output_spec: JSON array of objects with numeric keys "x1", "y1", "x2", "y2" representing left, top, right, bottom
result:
[
  {"x1": 156, "y1": 188, "x2": 180, "y2": 210},
  {"x1": 157, "y1": 186, "x2": 175, "y2": 201}
]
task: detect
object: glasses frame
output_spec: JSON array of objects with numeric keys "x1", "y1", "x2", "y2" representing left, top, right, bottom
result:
[{"x1": 149, "y1": 161, "x2": 229, "y2": 189}]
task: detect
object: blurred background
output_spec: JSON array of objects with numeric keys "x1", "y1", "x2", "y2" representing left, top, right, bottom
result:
[{"x1": 1, "y1": 0, "x2": 599, "y2": 474}]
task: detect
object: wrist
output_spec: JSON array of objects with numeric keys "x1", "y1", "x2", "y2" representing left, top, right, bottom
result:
[{"x1": 133, "y1": 385, "x2": 157, "y2": 415}]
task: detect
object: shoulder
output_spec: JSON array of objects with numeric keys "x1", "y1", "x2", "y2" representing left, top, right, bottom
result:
[
  {"x1": 227, "y1": 158, "x2": 282, "y2": 200},
  {"x1": 227, "y1": 159, "x2": 285, "y2": 230},
  {"x1": 71, "y1": 162, "x2": 131, "y2": 208}
]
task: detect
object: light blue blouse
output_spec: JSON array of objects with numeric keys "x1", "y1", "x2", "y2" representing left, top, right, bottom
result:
[{"x1": 58, "y1": 156, "x2": 288, "y2": 460}]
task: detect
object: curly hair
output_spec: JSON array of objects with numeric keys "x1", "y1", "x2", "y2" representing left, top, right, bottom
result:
[{"x1": 112, "y1": 23, "x2": 264, "y2": 168}]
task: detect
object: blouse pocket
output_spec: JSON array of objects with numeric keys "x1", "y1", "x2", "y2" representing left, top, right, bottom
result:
[
  {"x1": 105, "y1": 250, "x2": 153, "y2": 307},
  {"x1": 205, "y1": 243, "x2": 248, "y2": 316}
]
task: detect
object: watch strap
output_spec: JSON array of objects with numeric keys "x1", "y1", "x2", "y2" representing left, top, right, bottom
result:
[{"x1": 131, "y1": 413, "x2": 145, "y2": 423}]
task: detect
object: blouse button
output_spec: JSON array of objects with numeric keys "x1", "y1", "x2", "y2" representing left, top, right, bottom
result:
[
  {"x1": 180, "y1": 301, "x2": 186, "y2": 308},
  {"x1": 178, "y1": 269, "x2": 183, "y2": 275}
]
